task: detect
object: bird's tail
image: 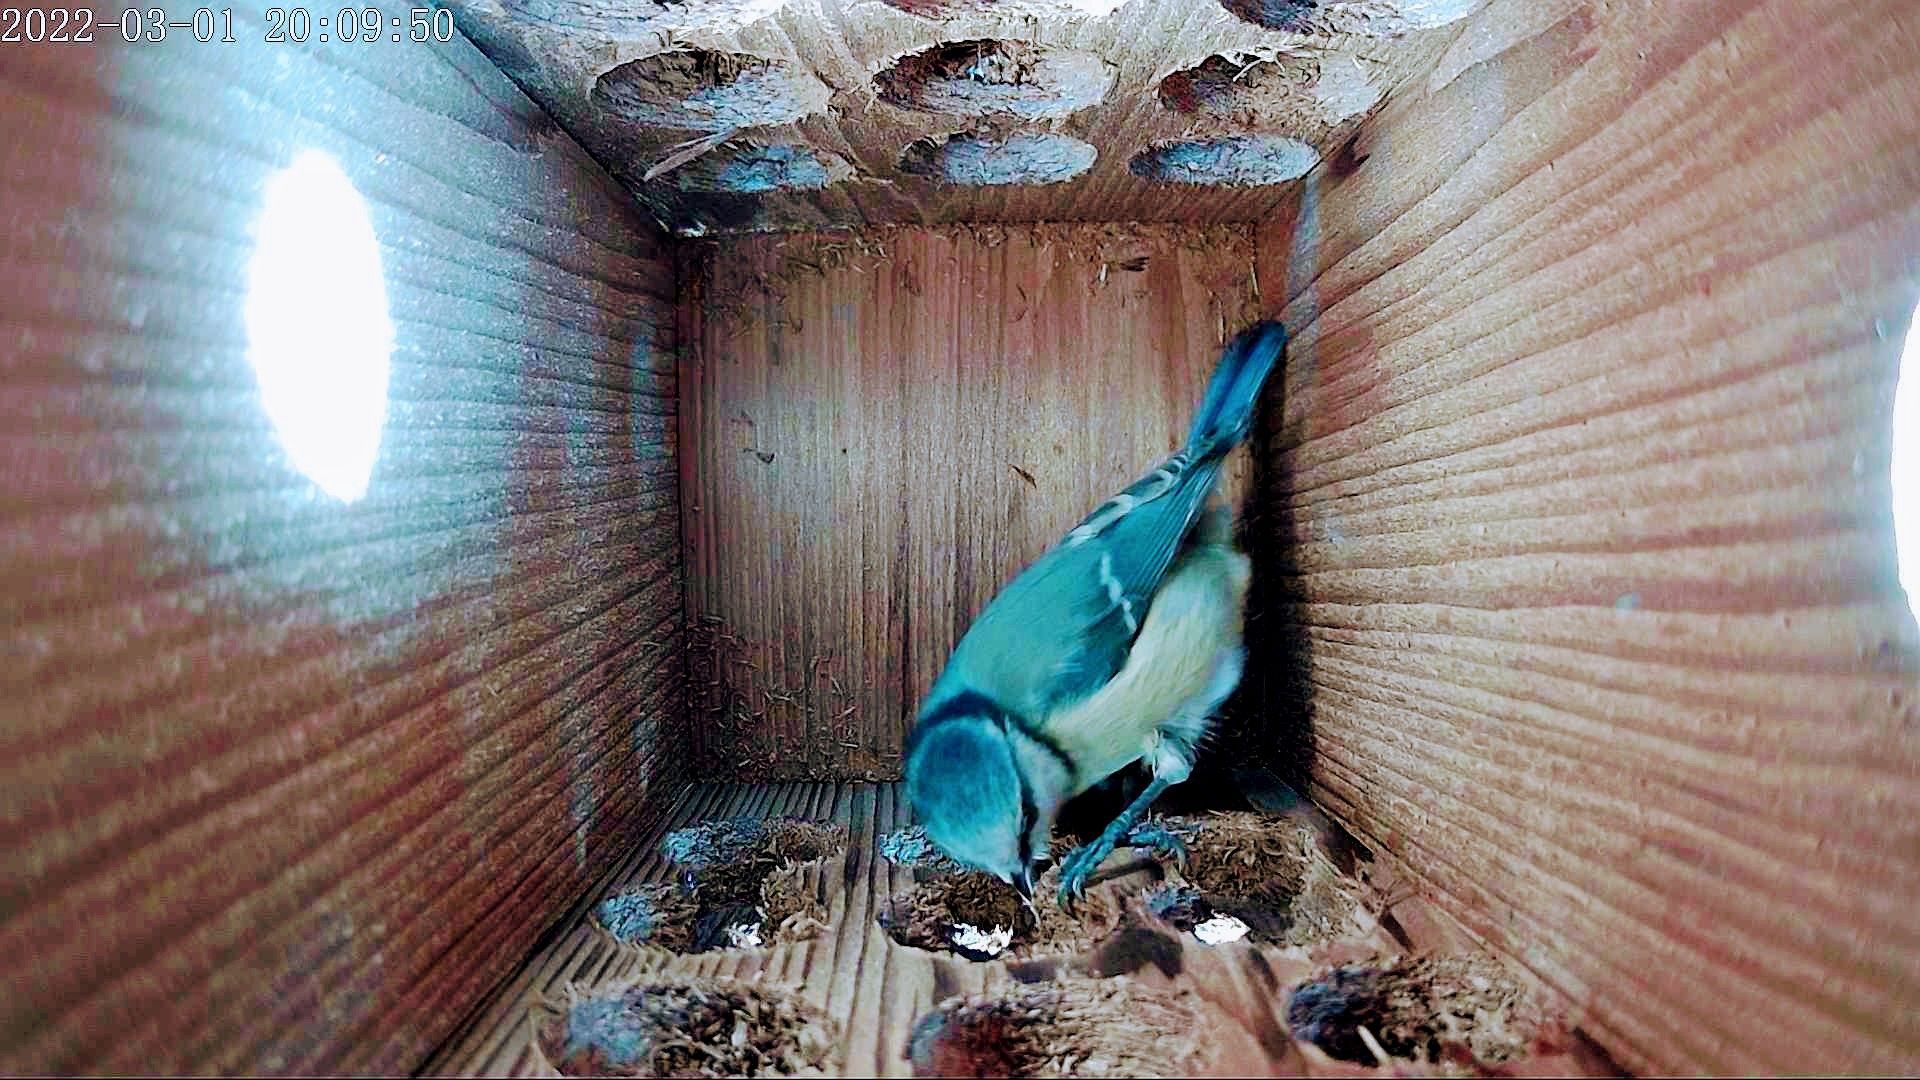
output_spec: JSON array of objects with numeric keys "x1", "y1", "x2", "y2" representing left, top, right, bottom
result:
[{"x1": 1184, "y1": 320, "x2": 1287, "y2": 461}]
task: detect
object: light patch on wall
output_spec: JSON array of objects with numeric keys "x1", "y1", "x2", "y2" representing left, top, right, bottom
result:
[
  {"x1": 1895, "y1": 306, "x2": 1919, "y2": 621},
  {"x1": 244, "y1": 149, "x2": 393, "y2": 503}
]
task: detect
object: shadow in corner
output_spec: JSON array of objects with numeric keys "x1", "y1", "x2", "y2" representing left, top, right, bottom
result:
[
  {"x1": 1054, "y1": 371, "x2": 1321, "y2": 842},
  {"x1": 1220, "y1": 365, "x2": 1317, "y2": 803}
]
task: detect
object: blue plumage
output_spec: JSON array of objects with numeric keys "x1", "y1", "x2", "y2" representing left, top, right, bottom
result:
[{"x1": 904, "y1": 320, "x2": 1286, "y2": 906}]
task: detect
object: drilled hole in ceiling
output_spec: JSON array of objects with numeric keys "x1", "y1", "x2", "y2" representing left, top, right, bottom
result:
[
  {"x1": 1218, "y1": 0, "x2": 1478, "y2": 34},
  {"x1": 900, "y1": 131, "x2": 1096, "y2": 186},
  {"x1": 1130, "y1": 135, "x2": 1319, "y2": 186},
  {"x1": 874, "y1": 39, "x2": 1115, "y2": 120},
  {"x1": 1159, "y1": 53, "x2": 1380, "y2": 126},
  {"x1": 502, "y1": 0, "x2": 790, "y2": 36},
  {"x1": 1217, "y1": 0, "x2": 1320, "y2": 32},
  {"x1": 675, "y1": 143, "x2": 855, "y2": 193},
  {"x1": 879, "y1": 0, "x2": 1126, "y2": 16},
  {"x1": 591, "y1": 50, "x2": 830, "y2": 132}
]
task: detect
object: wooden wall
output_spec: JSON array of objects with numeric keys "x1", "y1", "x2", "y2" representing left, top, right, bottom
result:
[
  {"x1": 1252, "y1": 0, "x2": 1920, "y2": 1073},
  {"x1": 678, "y1": 224, "x2": 1261, "y2": 779},
  {"x1": 0, "y1": 27, "x2": 685, "y2": 1075}
]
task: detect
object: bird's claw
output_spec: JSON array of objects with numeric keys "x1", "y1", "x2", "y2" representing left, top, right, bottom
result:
[
  {"x1": 1053, "y1": 835, "x2": 1115, "y2": 909},
  {"x1": 1123, "y1": 821, "x2": 1190, "y2": 871},
  {"x1": 1055, "y1": 820, "x2": 1191, "y2": 906}
]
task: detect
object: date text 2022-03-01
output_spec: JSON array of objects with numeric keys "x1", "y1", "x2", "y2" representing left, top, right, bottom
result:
[{"x1": 0, "y1": 5, "x2": 458, "y2": 44}]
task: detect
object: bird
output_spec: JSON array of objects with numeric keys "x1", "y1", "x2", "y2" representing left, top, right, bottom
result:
[{"x1": 903, "y1": 319, "x2": 1286, "y2": 908}]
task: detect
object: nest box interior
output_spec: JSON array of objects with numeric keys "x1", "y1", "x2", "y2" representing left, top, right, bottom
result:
[{"x1": 5, "y1": 1, "x2": 1919, "y2": 1077}]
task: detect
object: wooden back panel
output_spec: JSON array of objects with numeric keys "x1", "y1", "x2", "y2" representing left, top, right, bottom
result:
[{"x1": 679, "y1": 224, "x2": 1263, "y2": 779}]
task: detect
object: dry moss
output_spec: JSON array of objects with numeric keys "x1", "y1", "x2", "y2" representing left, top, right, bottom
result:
[
  {"x1": 907, "y1": 978, "x2": 1211, "y2": 1077},
  {"x1": 534, "y1": 975, "x2": 837, "y2": 1078},
  {"x1": 590, "y1": 817, "x2": 846, "y2": 954},
  {"x1": 877, "y1": 828, "x2": 1119, "y2": 961},
  {"x1": 1286, "y1": 954, "x2": 1550, "y2": 1068},
  {"x1": 592, "y1": 884, "x2": 700, "y2": 951},
  {"x1": 878, "y1": 824, "x2": 969, "y2": 876},
  {"x1": 1150, "y1": 811, "x2": 1363, "y2": 948},
  {"x1": 877, "y1": 865, "x2": 1120, "y2": 962}
]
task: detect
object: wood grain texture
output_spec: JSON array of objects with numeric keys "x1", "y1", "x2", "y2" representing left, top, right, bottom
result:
[
  {"x1": 441, "y1": 0, "x2": 1475, "y2": 234},
  {"x1": 1252, "y1": 0, "x2": 1920, "y2": 1073},
  {"x1": 0, "y1": 28, "x2": 686, "y2": 1075},
  {"x1": 678, "y1": 224, "x2": 1263, "y2": 779}
]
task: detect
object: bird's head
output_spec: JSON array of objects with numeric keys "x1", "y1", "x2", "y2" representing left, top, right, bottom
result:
[{"x1": 903, "y1": 697, "x2": 1070, "y2": 911}]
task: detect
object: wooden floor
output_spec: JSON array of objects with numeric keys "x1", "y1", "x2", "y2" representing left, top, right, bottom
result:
[
  {"x1": 423, "y1": 781, "x2": 1620, "y2": 1077},
  {"x1": 427, "y1": 781, "x2": 957, "y2": 1076}
]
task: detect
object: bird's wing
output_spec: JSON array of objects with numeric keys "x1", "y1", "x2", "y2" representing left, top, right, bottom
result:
[{"x1": 932, "y1": 453, "x2": 1224, "y2": 718}]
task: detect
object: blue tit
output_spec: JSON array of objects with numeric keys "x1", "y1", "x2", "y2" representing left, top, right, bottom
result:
[{"x1": 903, "y1": 319, "x2": 1286, "y2": 907}]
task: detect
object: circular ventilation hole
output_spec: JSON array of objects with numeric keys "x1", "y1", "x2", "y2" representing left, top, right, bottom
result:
[
  {"x1": 504, "y1": 0, "x2": 791, "y2": 36},
  {"x1": 1219, "y1": 0, "x2": 1478, "y2": 34},
  {"x1": 1130, "y1": 135, "x2": 1319, "y2": 186},
  {"x1": 900, "y1": 131, "x2": 1096, "y2": 186},
  {"x1": 1218, "y1": 0, "x2": 1319, "y2": 31},
  {"x1": 1159, "y1": 53, "x2": 1381, "y2": 125},
  {"x1": 874, "y1": 39, "x2": 1115, "y2": 120},
  {"x1": 591, "y1": 50, "x2": 831, "y2": 132},
  {"x1": 675, "y1": 143, "x2": 855, "y2": 193}
]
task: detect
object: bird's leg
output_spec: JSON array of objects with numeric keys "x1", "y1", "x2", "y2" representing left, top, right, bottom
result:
[
  {"x1": 1119, "y1": 819, "x2": 1190, "y2": 867},
  {"x1": 1056, "y1": 775, "x2": 1178, "y2": 905}
]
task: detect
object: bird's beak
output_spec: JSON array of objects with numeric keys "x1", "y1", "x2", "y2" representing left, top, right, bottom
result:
[{"x1": 1011, "y1": 865, "x2": 1039, "y2": 921}]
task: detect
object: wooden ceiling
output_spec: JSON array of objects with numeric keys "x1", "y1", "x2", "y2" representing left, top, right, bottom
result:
[{"x1": 443, "y1": 0, "x2": 1483, "y2": 234}]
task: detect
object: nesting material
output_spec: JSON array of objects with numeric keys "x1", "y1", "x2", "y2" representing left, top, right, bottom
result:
[
  {"x1": 879, "y1": 871, "x2": 1028, "y2": 959},
  {"x1": 1144, "y1": 812, "x2": 1365, "y2": 948},
  {"x1": 591, "y1": 817, "x2": 845, "y2": 953},
  {"x1": 907, "y1": 977, "x2": 1212, "y2": 1078},
  {"x1": 591, "y1": 50, "x2": 831, "y2": 132},
  {"x1": 532, "y1": 975, "x2": 837, "y2": 1078},
  {"x1": 876, "y1": 847, "x2": 1121, "y2": 961},
  {"x1": 951, "y1": 923, "x2": 1017, "y2": 957},
  {"x1": 592, "y1": 884, "x2": 700, "y2": 952},
  {"x1": 1190, "y1": 913, "x2": 1252, "y2": 945},
  {"x1": 878, "y1": 824, "x2": 970, "y2": 876},
  {"x1": 899, "y1": 132, "x2": 1098, "y2": 186},
  {"x1": 1129, "y1": 136, "x2": 1320, "y2": 186},
  {"x1": 874, "y1": 40, "x2": 1115, "y2": 120},
  {"x1": 1286, "y1": 955, "x2": 1552, "y2": 1068}
]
